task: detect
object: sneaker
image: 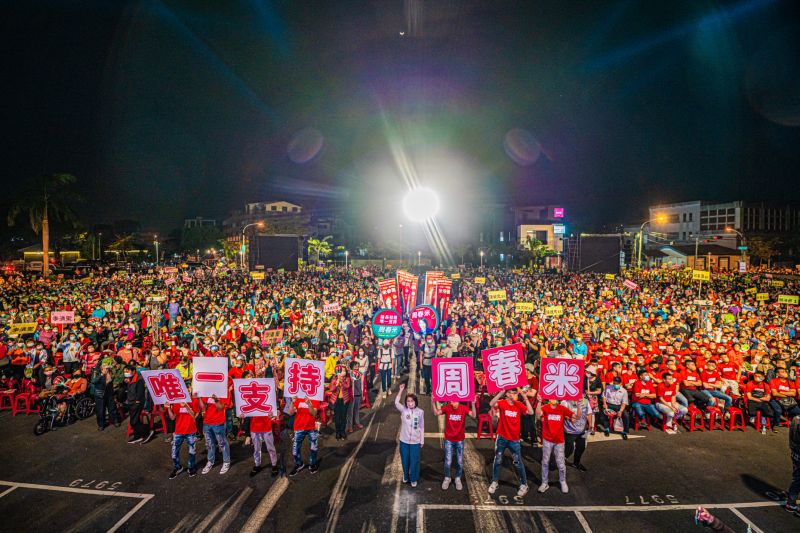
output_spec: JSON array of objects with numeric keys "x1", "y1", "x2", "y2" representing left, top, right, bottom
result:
[
  {"x1": 250, "y1": 466, "x2": 262, "y2": 477},
  {"x1": 772, "y1": 428, "x2": 779, "y2": 434},
  {"x1": 220, "y1": 463, "x2": 230, "y2": 475},
  {"x1": 784, "y1": 502, "x2": 799, "y2": 513},
  {"x1": 517, "y1": 484, "x2": 529, "y2": 497},
  {"x1": 402, "y1": 477, "x2": 408, "y2": 484},
  {"x1": 188, "y1": 468, "x2": 197, "y2": 477},
  {"x1": 289, "y1": 464, "x2": 306, "y2": 477},
  {"x1": 164, "y1": 435, "x2": 173, "y2": 443},
  {"x1": 575, "y1": 463, "x2": 588, "y2": 472},
  {"x1": 411, "y1": 481, "x2": 417, "y2": 487},
  {"x1": 761, "y1": 427, "x2": 767, "y2": 435},
  {"x1": 128, "y1": 436, "x2": 143, "y2": 444},
  {"x1": 143, "y1": 430, "x2": 155, "y2": 443},
  {"x1": 202, "y1": 462, "x2": 214, "y2": 475},
  {"x1": 169, "y1": 467, "x2": 184, "y2": 479},
  {"x1": 603, "y1": 429, "x2": 609, "y2": 437},
  {"x1": 271, "y1": 465, "x2": 279, "y2": 477},
  {"x1": 538, "y1": 483, "x2": 549, "y2": 493},
  {"x1": 454, "y1": 477, "x2": 463, "y2": 491},
  {"x1": 488, "y1": 481, "x2": 498, "y2": 494},
  {"x1": 309, "y1": 464, "x2": 319, "y2": 474},
  {"x1": 622, "y1": 433, "x2": 628, "y2": 440},
  {"x1": 560, "y1": 481, "x2": 569, "y2": 494},
  {"x1": 442, "y1": 477, "x2": 451, "y2": 490}
]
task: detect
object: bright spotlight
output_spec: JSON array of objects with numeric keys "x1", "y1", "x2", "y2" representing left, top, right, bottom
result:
[{"x1": 402, "y1": 187, "x2": 440, "y2": 222}]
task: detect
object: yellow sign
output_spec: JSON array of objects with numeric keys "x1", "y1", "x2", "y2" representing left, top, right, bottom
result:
[
  {"x1": 474, "y1": 277, "x2": 486, "y2": 284},
  {"x1": 756, "y1": 292, "x2": 769, "y2": 301},
  {"x1": 778, "y1": 295, "x2": 799, "y2": 305},
  {"x1": 488, "y1": 290, "x2": 507, "y2": 302},
  {"x1": 8, "y1": 323, "x2": 37, "y2": 335},
  {"x1": 744, "y1": 287, "x2": 757, "y2": 295},
  {"x1": 451, "y1": 273, "x2": 461, "y2": 279},
  {"x1": 515, "y1": 302, "x2": 534, "y2": 312},
  {"x1": 315, "y1": 266, "x2": 325, "y2": 271},
  {"x1": 250, "y1": 272, "x2": 265, "y2": 280},
  {"x1": 771, "y1": 280, "x2": 785, "y2": 288},
  {"x1": 692, "y1": 270, "x2": 710, "y2": 281},
  {"x1": 604, "y1": 274, "x2": 615, "y2": 280},
  {"x1": 545, "y1": 305, "x2": 564, "y2": 317}
]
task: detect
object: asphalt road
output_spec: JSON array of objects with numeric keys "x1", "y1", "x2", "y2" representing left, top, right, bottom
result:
[{"x1": 1, "y1": 367, "x2": 797, "y2": 533}]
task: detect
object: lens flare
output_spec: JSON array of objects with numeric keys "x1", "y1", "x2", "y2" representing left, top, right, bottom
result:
[{"x1": 403, "y1": 187, "x2": 440, "y2": 222}]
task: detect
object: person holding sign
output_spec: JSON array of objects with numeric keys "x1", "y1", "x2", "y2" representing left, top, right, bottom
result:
[
  {"x1": 488, "y1": 387, "x2": 534, "y2": 497},
  {"x1": 287, "y1": 396, "x2": 321, "y2": 476},
  {"x1": 166, "y1": 396, "x2": 201, "y2": 479},
  {"x1": 432, "y1": 400, "x2": 475, "y2": 491},
  {"x1": 199, "y1": 395, "x2": 232, "y2": 475},
  {"x1": 538, "y1": 398, "x2": 576, "y2": 494},
  {"x1": 249, "y1": 414, "x2": 279, "y2": 478},
  {"x1": 395, "y1": 383, "x2": 424, "y2": 487}
]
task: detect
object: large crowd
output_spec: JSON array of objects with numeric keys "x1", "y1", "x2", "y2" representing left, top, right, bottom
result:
[{"x1": 0, "y1": 264, "x2": 799, "y2": 509}]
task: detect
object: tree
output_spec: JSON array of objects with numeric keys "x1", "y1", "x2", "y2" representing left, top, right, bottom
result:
[
  {"x1": 181, "y1": 225, "x2": 223, "y2": 253},
  {"x1": 307, "y1": 235, "x2": 333, "y2": 264},
  {"x1": 7, "y1": 173, "x2": 81, "y2": 276},
  {"x1": 107, "y1": 234, "x2": 136, "y2": 261},
  {"x1": 747, "y1": 236, "x2": 781, "y2": 266}
]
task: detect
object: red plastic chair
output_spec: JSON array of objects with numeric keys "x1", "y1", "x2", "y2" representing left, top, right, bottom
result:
[
  {"x1": 727, "y1": 407, "x2": 746, "y2": 432},
  {"x1": 476, "y1": 413, "x2": 495, "y2": 439},
  {"x1": 0, "y1": 389, "x2": 16, "y2": 411},
  {"x1": 706, "y1": 406, "x2": 725, "y2": 431},
  {"x1": 12, "y1": 393, "x2": 34, "y2": 416},
  {"x1": 684, "y1": 405, "x2": 705, "y2": 432},
  {"x1": 150, "y1": 405, "x2": 169, "y2": 435},
  {"x1": 632, "y1": 411, "x2": 651, "y2": 432},
  {"x1": 754, "y1": 414, "x2": 772, "y2": 432}
]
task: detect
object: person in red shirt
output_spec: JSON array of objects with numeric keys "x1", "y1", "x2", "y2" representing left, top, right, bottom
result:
[
  {"x1": 656, "y1": 373, "x2": 687, "y2": 431},
  {"x1": 680, "y1": 360, "x2": 714, "y2": 408},
  {"x1": 631, "y1": 371, "x2": 661, "y2": 423},
  {"x1": 700, "y1": 360, "x2": 732, "y2": 414},
  {"x1": 288, "y1": 396, "x2": 321, "y2": 475},
  {"x1": 717, "y1": 353, "x2": 741, "y2": 397},
  {"x1": 199, "y1": 394, "x2": 231, "y2": 475},
  {"x1": 769, "y1": 366, "x2": 800, "y2": 429},
  {"x1": 538, "y1": 398, "x2": 575, "y2": 494},
  {"x1": 746, "y1": 371, "x2": 774, "y2": 434},
  {"x1": 249, "y1": 414, "x2": 279, "y2": 477},
  {"x1": 488, "y1": 388, "x2": 534, "y2": 497},
  {"x1": 432, "y1": 400, "x2": 476, "y2": 491},
  {"x1": 166, "y1": 397, "x2": 200, "y2": 478}
]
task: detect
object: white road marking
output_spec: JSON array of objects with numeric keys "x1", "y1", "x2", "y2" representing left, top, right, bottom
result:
[
  {"x1": 417, "y1": 501, "x2": 778, "y2": 512},
  {"x1": 108, "y1": 495, "x2": 154, "y2": 533},
  {"x1": 422, "y1": 432, "x2": 644, "y2": 441},
  {"x1": 730, "y1": 508, "x2": 764, "y2": 533},
  {"x1": 209, "y1": 487, "x2": 253, "y2": 533},
  {"x1": 574, "y1": 511, "x2": 593, "y2": 532},
  {"x1": 63, "y1": 501, "x2": 118, "y2": 533},
  {"x1": 0, "y1": 486, "x2": 17, "y2": 498},
  {"x1": 195, "y1": 492, "x2": 235, "y2": 533},
  {"x1": 168, "y1": 512, "x2": 196, "y2": 533},
  {"x1": 238, "y1": 477, "x2": 289, "y2": 533}
]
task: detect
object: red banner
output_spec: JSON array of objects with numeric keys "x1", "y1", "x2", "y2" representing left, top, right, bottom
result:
[
  {"x1": 378, "y1": 278, "x2": 402, "y2": 315},
  {"x1": 424, "y1": 271, "x2": 444, "y2": 305},
  {"x1": 397, "y1": 270, "x2": 418, "y2": 315},
  {"x1": 432, "y1": 278, "x2": 452, "y2": 322}
]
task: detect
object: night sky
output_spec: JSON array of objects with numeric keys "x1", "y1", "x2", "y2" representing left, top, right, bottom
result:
[{"x1": 4, "y1": 0, "x2": 800, "y2": 235}]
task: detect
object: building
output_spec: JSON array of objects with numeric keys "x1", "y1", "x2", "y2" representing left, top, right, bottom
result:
[
  {"x1": 184, "y1": 217, "x2": 217, "y2": 229},
  {"x1": 245, "y1": 201, "x2": 302, "y2": 215},
  {"x1": 654, "y1": 244, "x2": 746, "y2": 271},
  {"x1": 515, "y1": 204, "x2": 568, "y2": 255},
  {"x1": 223, "y1": 200, "x2": 309, "y2": 243}
]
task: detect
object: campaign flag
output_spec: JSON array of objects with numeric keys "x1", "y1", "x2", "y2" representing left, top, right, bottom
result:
[
  {"x1": 372, "y1": 308, "x2": 403, "y2": 339},
  {"x1": 192, "y1": 357, "x2": 229, "y2": 398},
  {"x1": 323, "y1": 302, "x2": 340, "y2": 313},
  {"x1": 410, "y1": 304, "x2": 441, "y2": 336},
  {"x1": 141, "y1": 369, "x2": 191, "y2": 405},
  {"x1": 8, "y1": 323, "x2": 37, "y2": 335},
  {"x1": 745, "y1": 287, "x2": 757, "y2": 295},
  {"x1": 515, "y1": 302, "x2": 534, "y2": 313},
  {"x1": 756, "y1": 292, "x2": 769, "y2": 301},
  {"x1": 50, "y1": 311, "x2": 75, "y2": 325},
  {"x1": 432, "y1": 357, "x2": 475, "y2": 402},
  {"x1": 378, "y1": 278, "x2": 402, "y2": 315},
  {"x1": 481, "y1": 343, "x2": 527, "y2": 393},
  {"x1": 164, "y1": 277, "x2": 177, "y2": 286},
  {"x1": 261, "y1": 328, "x2": 284, "y2": 346},
  {"x1": 488, "y1": 289, "x2": 507, "y2": 302},
  {"x1": 233, "y1": 378, "x2": 277, "y2": 417},
  {"x1": 182, "y1": 275, "x2": 193, "y2": 283},
  {"x1": 692, "y1": 270, "x2": 710, "y2": 282},
  {"x1": 397, "y1": 270, "x2": 419, "y2": 314},
  {"x1": 283, "y1": 358, "x2": 325, "y2": 401},
  {"x1": 539, "y1": 358, "x2": 584, "y2": 401},
  {"x1": 778, "y1": 295, "x2": 799, "y2": 305},
  {"x1": 250, "y1": 271, "x2": 265, "y2": 280},
  {"x1": 623, "y1": 279, "x2": 640, "y2": 291},
  {"x1": 473, "y1": 277, "x2": 486, "y2": 284},
  {"x1": 433, "y1": 278, "x2": 453, "y2": 322},
  {"x1": 424, "y1": 271, "x2": 444, "y2": 305},
  {"x1": 544, "y1": 305, "x2": 564, "y2": 317}
]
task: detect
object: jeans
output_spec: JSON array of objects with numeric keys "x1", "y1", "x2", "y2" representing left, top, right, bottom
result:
[
  {"x1": 541, "y1": 440, "x2": 566, "y2": 484},
  {"x1": 656, "y1": 403, "x2": 688, "y2": 425},
  {"x1": 421, "y1": 365, "x2": 432, "y2": 394},
  {"x1": 172, "y1": 433, "x2": 197, "y2": 470},
  {"x1": 94, "y1": 394, "x2": 118, "y2": 428},
  {"x1": 564, "y1": 433, "x2": 586, "y2": 465},
  {"x1": 380, "y1": 369, "x2": 392, "y2": 392},
  {"x1": 399, "y1": 441, "x2": 421, "y2": 483},
  {"x1": 252, "y1": 431, "x2": 277, "y2": 467},
  {"x1": 204, "y1": 423, "x2": 231, "y2": 465},
  {"x1": 676, "y1": 392, "x2": 688, "y2": 408},
  {"x1": 292, "y1": 429, "x2": 318, "y2": 467},
  {"x1": 443, "y1": 440, "x2": 464, "y2": 479},
  {"x1": 632, "y1": 402, "x2": 661, "y2": 421},
  {"x1": 491, "y1": 435, "x2": 527, "y2": 485},
  {"x1": 769, "y1": 400, "x2": 800, "y2": 427},
  {"x1": 395, "y1": 354, "x2": 404, "y2": 375},
  {"x1": 707, "y1": 390, "x2": 732, "y2": 410}
]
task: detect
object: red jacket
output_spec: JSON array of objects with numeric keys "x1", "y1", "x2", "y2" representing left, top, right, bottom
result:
[{"x1": 328, "y1": 375, "x2": 353, "y2": 404}]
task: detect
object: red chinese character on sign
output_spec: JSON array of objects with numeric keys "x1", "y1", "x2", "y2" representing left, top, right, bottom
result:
[
  {"x1": 147, "y1": 373, "x2": 188, "y2": 402},
  {"x1": 287, "y1": 363, "x2": 322, "y2": 397},
  {"x1": 238, "y1": 381, "x2": 273, "y2": 414}
]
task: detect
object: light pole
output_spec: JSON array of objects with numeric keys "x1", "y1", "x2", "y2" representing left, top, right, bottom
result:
[
  {"x1": 725, "y1": 227, "x2": 746, "y2": 269},
  {"x1": 241, "y1": 221, "x2": 265, "y2": 270},
  {"x1": 345, "y1": 250, "x2": 349, "y2": 270},
  {"x1": 98, "y1": 232, "x2": 102, "y2": 262},
  {"x1": 417, "y1": 250, "x2": 421, "y2": 266},
  {"x1": 480, "y1": 250, "x2": 484, "y2": 268},
  {"x1": 153, "y1": 235, "x2": 159, "y2": 266},
  {"x1": 637, "y1": 215, "x2": 665, "y2": 269}
]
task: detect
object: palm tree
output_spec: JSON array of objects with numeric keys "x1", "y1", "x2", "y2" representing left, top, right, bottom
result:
[
  {"x1": 307, "y1": 235, "x2": 333, "y2": 265},
  {"x1": 7, "y1": 173, "x2": 81, "y2": 277}
]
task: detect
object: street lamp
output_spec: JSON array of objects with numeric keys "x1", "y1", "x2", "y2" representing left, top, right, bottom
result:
[
  {"x1": 344, "y1": 250, "x2": 349, "y2": 270},
  {"x1": 725, "y1": 227, "x2": 746, "y2": 268},
  {"x1": 98, "y1": 232, "x2": 102, "y2": 262},
  {"x1": 241, "y1": 221, "x2": 265, "y2": 270},
  {"x1": 480, "y1": 250, "x2": 485, "y2": 268},
  {"x1": 417, "y1": 251, "x2": 421, "y2": 266},
  {"x1": 637, "y1": 215, "x2": 665, "y2": 269},
  {"x1": 153, "y1": 235, "x2": 159, "y2": 266}
]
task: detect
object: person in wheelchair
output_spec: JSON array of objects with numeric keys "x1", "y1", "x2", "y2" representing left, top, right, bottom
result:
[{"x1": 49, "y1": 370, "x2": 88, "y2": 423}]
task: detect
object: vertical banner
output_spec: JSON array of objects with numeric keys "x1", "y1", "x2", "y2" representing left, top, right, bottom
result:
[
  {"x1": 283, "y1": 358, "x2": 326, "y2": 401},
  {"x1": 192, "y1": 357, "x2": 230, "y2": 398},
  {"x1": 433, "y1": 278, "x2": 452, "y2": 322},
  {"x1": 431, "y1": 357, "x2": 475, "y2": 402},
  {"x1": 397, "y1": 270, "x2": 419, "y2": 314},
  {"x1": 424, "y1": 271, "x2": 444, "y2": 305},
  {"x1": 233, "y1": 378, "x2": 278, "y2": 417},
  {"x1": 378, "y1": 278, "x2": 402, "y2": 315},
  {"x1": 141, "y1": 369, "x2": 191, "y2": 405}
]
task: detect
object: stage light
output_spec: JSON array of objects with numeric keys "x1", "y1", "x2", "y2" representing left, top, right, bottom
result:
[{"x1": 402, "y1": 187, "x2": 440, "y2": 222}]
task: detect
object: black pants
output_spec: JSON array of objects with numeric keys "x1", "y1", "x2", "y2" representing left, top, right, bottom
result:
[
  {"x1": 127, "y1": 403, "x2": 148, "y2": 439},
  {"x1": 747, "y1": 401, "x2": 774, "y2": 420},
  {"x1": 95, "y1": 395, "x2": 118, "y2": 428},
  {"x1": 564, "y1": 433, "x2": 586, "y2": 465},
  {"x1": 403, "y1": 346, "x2": 410, "y2": 368},
  {"x1": 334, "y1": 398, "x2": 348, "y2": 437},
  {"x1": 599, "y1": 404, "x2": 630, "y2": 433},
  {"x1": 63, "y1": 361, "x2": 79, "y2": 375},
  {"x1": 11, "y1": 364, "x2": 25, "y2": 383},
  {"x1": 520, "y1": 414, "x2": 537, "y2": 444}
]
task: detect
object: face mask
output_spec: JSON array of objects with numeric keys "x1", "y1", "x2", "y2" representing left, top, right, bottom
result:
[
  {"x1": 44, "y1": 372, "x2": 53, "y2": 377},
  {"x1": 642, "y1": 375, "x2": 650, "y2": 382},
  {"x1": 69, "y1": 337, "x2": 76, "y2": 341},
  {"x1": 124, "y1": 372, "x2": 133, "y2": 378},
  {"x1": 613, "y1": 384, "x2": 621, "y2": 390}
]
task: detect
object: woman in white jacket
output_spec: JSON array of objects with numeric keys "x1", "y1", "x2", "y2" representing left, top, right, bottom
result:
[{"x1": 395, "y1": 383, "x2": 424, "y2": 487}]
